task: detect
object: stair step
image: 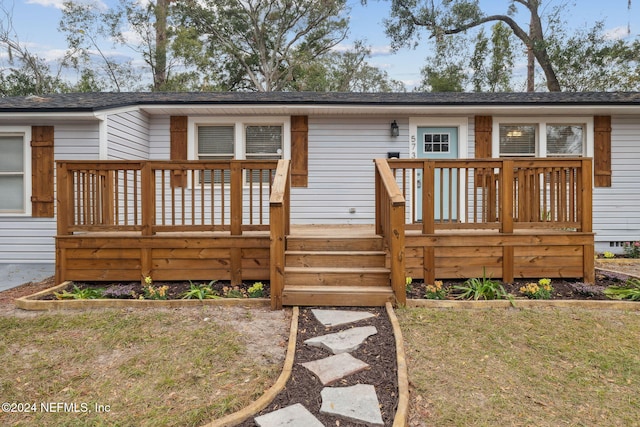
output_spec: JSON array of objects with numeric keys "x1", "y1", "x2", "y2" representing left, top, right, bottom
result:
[
  {"x1": 284, "y1": 267, "x2": 390, "y2": 287},
  {"x1": 282, "y1": 285, "x2": 395, "y2": 307},
  {"x1": 285, "y1": 251, "x2": 386, "y2": 268},
  {"x1": 287, "y1": 236, "x2": 384, "y2": 252}
]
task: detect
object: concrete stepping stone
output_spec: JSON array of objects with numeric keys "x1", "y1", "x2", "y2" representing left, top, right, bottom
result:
[
  {"x1": 311, "y1": 308, "x2": 374, "y2": 327},
  {"x1": 300, "y1": 352, "x2": 369, "y2": 385},
  {"x1": 304, "y1": 325, "x2": 377, "y2": 354},
  {"x1": 254, "y1": 403, "x2": 323, "y2": 427},
  {"x1": 320, "y1": 384, "x2": 384, "y2": 426}
]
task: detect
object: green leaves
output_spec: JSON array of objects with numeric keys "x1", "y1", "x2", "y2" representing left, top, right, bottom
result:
[
  {"x1": 604, "y1": 278, "x2": 640, "y2": 301},
  {"x1": 453, "y1": 269, "x2": 511, "y2": 300}
]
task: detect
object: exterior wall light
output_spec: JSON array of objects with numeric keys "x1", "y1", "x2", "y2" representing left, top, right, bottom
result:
[{"x1": 390, "y1": 120, "x2": 399, "y2": 137}]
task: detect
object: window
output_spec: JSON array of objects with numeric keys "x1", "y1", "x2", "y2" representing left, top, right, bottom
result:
[
  {"x1": 499, "y1": 125, "x2": 536, "y2": 156},
  {"x1": 424, "y1": 133, "x2": 450, "y2": 153},
  {"x1": 547, "y1": 125, "x2": 583, "y2": 156},
  {"x1": 495, "y1": 119, "x2": 590, "y2": 158},
  {"x1": 197, "y1": 125, "x2": 234, "y2": 183},
  {"x1": 193, "y1": 119, "x2": 286, "y2": 184},
  {"x1": 0, "y1": 133, "x2": 28, "y2": 214}
]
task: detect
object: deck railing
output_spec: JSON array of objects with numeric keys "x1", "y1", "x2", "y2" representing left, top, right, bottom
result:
[
  {"x1": 388, "y1": 158, "x2": 593, "y2": 234},
  {"x1": 56, "y1": 160, "x2": 280, "y2": 236},
  {"x1": 374, "y1": 159, "x2": 407, "y2": 305},
  {"x1": 269, "y1": 160, "x2": 291, "y2": 310}
]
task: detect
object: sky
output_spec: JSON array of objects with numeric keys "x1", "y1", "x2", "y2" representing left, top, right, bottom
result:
[{"x1": 2, "y1": 0, "x2": 638, "y2": 90}]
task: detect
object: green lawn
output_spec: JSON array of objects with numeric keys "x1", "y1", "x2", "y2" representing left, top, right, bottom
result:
[
  {"x1": 0, "y1": 307, "x2": 285, "y2": 426},
  {"x1": 397, "y1": 307, "x2": 640, "y2": 426}
]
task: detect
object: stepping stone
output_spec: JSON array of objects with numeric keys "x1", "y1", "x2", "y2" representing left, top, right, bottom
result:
[
  {"x1": 304, "y1": 325, "x2": 377, "y2": 354},
  {"x1": 300, "y1": 352, "x2": 369, "y2": 385},
  {"x1": 254, "y1": 403, "x2": 323, "y2": 427},
  {"x1": 320, "y1": 384, "x2": 384, "y2": 426},
  {"x1": 311, "y1": 309, "x2": 374, "y2": 327}
]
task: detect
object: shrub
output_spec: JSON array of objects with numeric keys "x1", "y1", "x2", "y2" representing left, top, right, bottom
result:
[
  {"x1": 520, "y1": 278, "x2": 554, "y2": 299},
  {"x1": 247, "y1": 282, "x2": 264, "y2": 298},
  {"x1": 181, "y1": 281, "x2": 220, "y2": 300},
  {"x1": 453, "y1": 269, "x2": 510, "y2": 300},
  {"x1": 623, "y1": 241, "x2": 640, "y2": 258},
  {"x1": 424, "y1": 280, "x2": 447, "y2": 300}
]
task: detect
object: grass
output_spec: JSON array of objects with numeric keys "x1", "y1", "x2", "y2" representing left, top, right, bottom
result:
[
  {"x1": 397, "y1": 307, "x2": 640, "y2": 426},
  {"x1": 0, "y1": 308, "x2": 284, "y2": 427}
]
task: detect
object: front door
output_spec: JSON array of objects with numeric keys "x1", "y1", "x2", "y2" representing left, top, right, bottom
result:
[{"x1": 416, "y1": 127, "x2": 459, "y2": 222}]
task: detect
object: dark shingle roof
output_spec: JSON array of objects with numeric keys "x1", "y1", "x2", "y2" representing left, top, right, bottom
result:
[{"x1": 1, "y1": 91, "x2": 640, "y2": 113}]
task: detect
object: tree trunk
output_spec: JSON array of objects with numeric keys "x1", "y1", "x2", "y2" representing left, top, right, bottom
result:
[
  {"x1": 154, "y1": 0, "x2": 168, "y2": 91},
  {"x1": 527, "y1": 3, "x2": 561, "y2": 91}
]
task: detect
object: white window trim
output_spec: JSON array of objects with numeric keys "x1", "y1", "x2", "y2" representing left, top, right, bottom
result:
[
  {"x1": 0, "y1": 126, "x2": 32, "y2": 216},
  {"x1": 408, "y1": 117, "x2": 469, "y2": 159},
  {"x1": 492, "y1": 117, "x2": 594, "y2": 158},
  {"x1": 187, "y1": 116, "x2": 291, "y2": 161}
]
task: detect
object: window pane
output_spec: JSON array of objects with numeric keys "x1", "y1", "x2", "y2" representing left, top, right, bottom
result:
[
  {"x1": 0, "y1": 136, "x2": 23, "y2": 172},
  {"x1": 0, "y1": 176, "x2": 24, "y2": 211},
  {"x1": 246, "y1": 126, "x2": 282, "y2": 156},
  {"x1": 547, "y1": 125, "x2": 583, "y2": 156},
  {"x1": 500, "y1": 125, "x2": 536, "y2": 156},
  {"x1": 198, "y1": 126, "x2": 234, "y2": 155}
]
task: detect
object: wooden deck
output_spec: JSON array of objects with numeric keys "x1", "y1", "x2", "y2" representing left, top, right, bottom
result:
[{"x1": 55, "y1": 158, "x2": 595, "y2": 309}]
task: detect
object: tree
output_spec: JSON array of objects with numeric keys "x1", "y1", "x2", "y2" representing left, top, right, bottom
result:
[
  {"x1": 174, "y1": 0, "x2": 350, "y2": 92},
  {"x1": 382, "y1": 0, "x2": 562, "y2": 91},
  {"x1": 416, "y1": 35, "x2": 468, "y2": 92},
  {"x1": 59, "y1": 0, "x2": 141, "y2": 92},
  {"x1": 287, "y1": 41, "x2": 406, "y2": 92},
  {"x1": 0, "y1": 2, "x2": 68, "y2": 95},
  {"x1": 547, "y1": 19, "x2": 640, "y2": 91},
  {"x1": 470, "y1": 22, "x2": 515, "y2": 92}
]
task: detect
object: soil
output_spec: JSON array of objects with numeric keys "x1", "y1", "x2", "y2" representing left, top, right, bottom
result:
[{"x1": 238, "y1": 306, "x2": 398, "y2": 427}]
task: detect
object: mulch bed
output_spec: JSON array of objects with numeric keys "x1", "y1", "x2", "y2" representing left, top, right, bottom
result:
[
  {"x1": 34, "y1": 268, "x2": 632, "y2": 302},
  {"x1": 238, "y1": 306, "x2": 398, "y2": 427},
  {"x1": 35, "y1": 280, "x2": 270, "y2": 301},
  {"x1": 407, "y1": 269, "x2": 632, "y2": 300}
]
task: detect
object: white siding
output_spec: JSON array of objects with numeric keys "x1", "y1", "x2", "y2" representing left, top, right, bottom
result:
[
  {"x1": 107, "y1": 110, "x2": 151, "y2": 160},
  {"x1": 594, "y1": 115, "x2": 640, "y2": 253},
  {"x1": 290, "y1": 116, "x2": 409, "y2": 224},
  {"x1": 149, "y1": 116, "x2": 171, "y2": 159},
  {"x1": 0, "y1": 123, "x2": 100, "y2": 263}
]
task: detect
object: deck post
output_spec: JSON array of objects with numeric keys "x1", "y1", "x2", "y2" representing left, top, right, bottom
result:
[
  {"x1": 270, "y1": 160, "x2": 290, "y2": 310},
  {"x1": 56, "y1": 162, "x2": 70, "y2": 236},
  {"x1": 390, "y1": 203, "x2": 406, "y2": 306},
  {"x1": 581, "y1": 158, "x2": 595, "y2": 282},
  {"x1": 422, "y1": 161, "x2": 436, "y2": 285},
  {"x1": 501, "y1": 160, "x2": 514, "y2": 282}
]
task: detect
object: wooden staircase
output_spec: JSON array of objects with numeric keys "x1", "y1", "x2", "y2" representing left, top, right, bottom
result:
[{"x1": 281, "y1": 232, "x2": 395, "y2": 306}]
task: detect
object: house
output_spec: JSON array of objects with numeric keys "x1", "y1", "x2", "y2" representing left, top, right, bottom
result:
[{"x1": 0, "y1": 92, "x2": 638, "y2": 306}]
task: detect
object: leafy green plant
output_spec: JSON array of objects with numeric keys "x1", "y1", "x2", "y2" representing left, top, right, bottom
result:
[
  {"x1": 602, "y1": 251, "x2": 615, "y2": 259},
  {"x1": 181, "y1": 281, "x2": 220, "y2": 300},
  {"x1": 405, "y1": 277, "x2": 413, "y2": 293},
  {"x1": 54, "y1": 285, "x2": 105, "y2": 300},
  {"x1": 454, "y1": 269, "x2": 510, "y2": 300},
  {"x1": 140, "y1": 276, "x2": 169, "y2": 300},
  {"x1": 424, "y1": 280, "x2": 447, "y2": 300},
  {"x1": 247, "y1": 282, "x2": 264, "y2": 298},
  {"x1": 623, "y1": 241, "x2": 640, "y2": 258},
  {"x1": 520, "y1": 278, "x2": 554, "y2": 299},
  {"x1": 222, "y1": 285, "x2": 246, "y2": 298},
  {"x1": 604, "y1": 278, "x2": 640, "y2": 301}
]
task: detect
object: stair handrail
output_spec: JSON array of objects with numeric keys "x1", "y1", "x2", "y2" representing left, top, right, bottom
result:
[
  {"x1": 269, "y1": 159, "x2": 291, "y2": 310},
  {"x1": 374, "y1": 159, "x2": 407, "y2": 306}
]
